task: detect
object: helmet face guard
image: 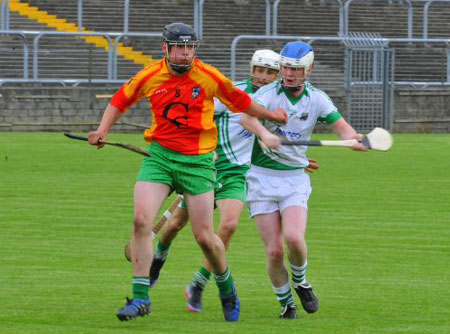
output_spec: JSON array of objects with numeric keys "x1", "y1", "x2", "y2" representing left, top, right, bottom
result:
[
  {"x1": 249, "y1": 49, "x2": 280, "y2": 91},
  {"x1": 162, "y1": 23, "x2": 199, "y2": 73},
  {"x1": 279, "y1": 41, "x2": 314, "y2": 91}
]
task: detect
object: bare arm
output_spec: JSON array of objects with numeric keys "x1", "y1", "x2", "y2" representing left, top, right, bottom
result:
[
  {"x1": 242, "y1": 99, "x2": 287, "y2": 124},
  {"x1": 331, "y1": 118, "x2": 368, "y2": 151},
  {"x1": 240, "y1": 114, "x2": 280, "y2": 149},
  {"x1": 88, "y1": 103, "x2": 123, "y2": 148}
]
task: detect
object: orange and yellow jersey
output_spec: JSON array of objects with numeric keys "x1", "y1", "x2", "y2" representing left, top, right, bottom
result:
[{"x1": 110, "y1": 58, "x2": 251, "y2": 155}]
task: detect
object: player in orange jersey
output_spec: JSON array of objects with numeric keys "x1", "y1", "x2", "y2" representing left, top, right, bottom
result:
[{"x1": 88, "y1": 22, "x2": 287, "y2": 322}]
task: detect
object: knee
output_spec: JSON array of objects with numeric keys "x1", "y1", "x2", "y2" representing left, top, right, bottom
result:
[
  {"x1": 266, "y1": 245, "x2": 285, "y2": 264},
  {"x1": 194, "y1": 231, "x2": 214, "y2": 251},
  {"x1": 219, "y1": 219, "x2": 238, "y2": 239},
  {"x1": 167, "y1": 216, "x2": 188, "y2": 234},
  {"x1": 133, "y1": 212, "x2": 152, "y2": 235},
  {"x1": 285, "y1": 234, "x2": 305, "y2": 251}
]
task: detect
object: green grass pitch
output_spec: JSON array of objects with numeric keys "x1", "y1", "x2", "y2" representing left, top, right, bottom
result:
[{"x1": 0, "y1": 132, "x2": 449, "y2": 333}]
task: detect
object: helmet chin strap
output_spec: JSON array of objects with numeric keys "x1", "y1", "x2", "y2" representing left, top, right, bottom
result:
[
  {"x1": 250, "y1": 75, "x2": 266, "y2": 92},
  {"x1": 169, "y1": 63, "x2": 190, "y2": 73},
  {"x1": 250, "y1": 72, "x2": 278, "y2": 93},
  {"x1": 280, "y1": 74, "x2": 308, "y2": 92},
  {"x1": 281, "y1": 81, "x2": 304, "y2": 92},
  {"x1": 250, "y1": 82, "x2": 261, "y2": 92}
]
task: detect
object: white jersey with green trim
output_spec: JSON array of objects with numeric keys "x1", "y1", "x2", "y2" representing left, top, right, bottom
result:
[
  {"x1": 251, "y1": 81, "x2": 342, "y2": 170},
  {"x1": 214, "y1": 79, "x2": 255, "y2": 171}
]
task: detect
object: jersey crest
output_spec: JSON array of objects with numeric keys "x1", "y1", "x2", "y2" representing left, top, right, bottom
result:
[
  {"x1": 299, "y1": 112, "x2": 308, "y2": 121},
  {"x1": 191, "y1": 87, "x2": 200, "y2": 99}
]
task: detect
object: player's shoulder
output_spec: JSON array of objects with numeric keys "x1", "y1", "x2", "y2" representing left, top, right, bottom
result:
[
  {"x1": 194, "y1": 58, "x2": 225, "y2": 78},
  {"x1": 233, "y1": 79, "x2": 249, "y2": 91},
  {"x1": 133, "y1": 59, "x2": 165, "y2": 80},
  {"x1": 254, "y1": 80, "x2": 279, "y2": 98},
  {"x1": 305, "y1": 82, "x2": 333, "y2": 102}
]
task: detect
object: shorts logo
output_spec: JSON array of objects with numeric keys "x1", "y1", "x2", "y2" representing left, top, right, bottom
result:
[{"x1": 191, "y1": 87, "x2": 200, "y2": 99}]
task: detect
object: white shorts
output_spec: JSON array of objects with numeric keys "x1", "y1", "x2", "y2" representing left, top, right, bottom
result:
[{"x1": 246, "y1": 165, "x2": 312, "y2": 218}]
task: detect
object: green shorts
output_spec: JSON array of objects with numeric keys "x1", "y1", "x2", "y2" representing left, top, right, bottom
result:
[
  {"x1": 215, "y1": 168, "x2": 247, "y2": 202},
  {"x1": 179, "y1": 166, "x2": 248, "y2": 209},
  {"x1": 136, "y1": 141, "x2": 216, "y2": 195}
]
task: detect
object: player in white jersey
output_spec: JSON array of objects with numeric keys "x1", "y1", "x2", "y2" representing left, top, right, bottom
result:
[
  {"x1": 243, "y1": 41, "x2": 367, "y2": 319},
  {"x1": 147, "y1": 50, "x2": 284, "y2": 312}
]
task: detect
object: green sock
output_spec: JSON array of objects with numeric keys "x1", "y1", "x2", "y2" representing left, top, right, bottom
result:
[
  {"x1": 290, "y1": 261, "x2": 307, "y2": 288},
  {"x1": 154, "y1": 241, "x2": 171, "y2": 260},
  {"x1": 132, "y1": 276, "x2": 149, "y2": 300},
  {"x1": 192, "y1": 266, "x2": 211, "y2": 290},
  {"x1": 273, "y1": 282, "x2": 295, "y2": 307},
  {"x1": 214, "y1": 267, "x2": 234, "y2": 297}
]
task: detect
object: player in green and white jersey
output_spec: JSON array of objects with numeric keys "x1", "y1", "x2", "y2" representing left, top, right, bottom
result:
[
  {"x1": 243, "y1": 41, "x2": 368, "y2": 319},
  {"x1": 148, "y1": 50, "x2": 283, "y2": 312}
]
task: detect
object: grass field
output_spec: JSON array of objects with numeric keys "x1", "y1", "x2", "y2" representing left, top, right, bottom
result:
[{"x1": 0, "y1": 132, "x2": 449, "y2": 334}]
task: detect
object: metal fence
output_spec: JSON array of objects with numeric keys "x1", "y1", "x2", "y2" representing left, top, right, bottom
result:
[
  {"x1": 2, "y1": 0, "x2": 450, "y2": 38},
  {"x1": 342, "y1": 33, "x2": 395, "y2": 131},
  {"x1": 0, "y1": 0, "x2": 449, "y2": 88},
  {"x1": 231, "y1": 34, "x2": 450, "y2": 131},
  {"x1": 230, "y1": 35, "x2": 450, "y2": 85},
  {"x1": 0, "y1": 30, "x2": 163, "y2": 86},
  {"x1": 0, "y1": 29, "x2": 448, "y2": 86},
  {"x1": 0, "y1": 0, "x2": 449, "y2": 133}
]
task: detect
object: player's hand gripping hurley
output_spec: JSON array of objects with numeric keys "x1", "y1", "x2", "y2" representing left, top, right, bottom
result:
[
  {"x1": 124, "y1": 195, "x2": 184, "y2": 262},
  {"x1": 64, "y1": 133, "x2": 150, "y2": 157}
]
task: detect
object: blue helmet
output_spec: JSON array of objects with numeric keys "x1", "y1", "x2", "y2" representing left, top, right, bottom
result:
[
  {"x1": 279, "y1": 41, "x2": 314, "y2": 90},
  {"x1": 280, "y1": 41, "x2": 314, "y2": 70}
]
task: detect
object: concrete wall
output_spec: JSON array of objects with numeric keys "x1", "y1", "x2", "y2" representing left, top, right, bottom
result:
[
  {"x1": 0, "y1": 87, "x2": 150, "y2": 133},
  {"x1": 394, "y1": 87, "x2": 450, "y2": 133},
  {"x1": 0, "y1": 86, "x2": 449, "y2": 133}
]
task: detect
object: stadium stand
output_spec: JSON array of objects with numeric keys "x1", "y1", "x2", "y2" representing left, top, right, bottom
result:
[
  {"x1": 2, "y1": 0, "x2": 450, "y2": 83},
  {"x1": 0, "y1": 0, "x2": 449, "y2": 133}
]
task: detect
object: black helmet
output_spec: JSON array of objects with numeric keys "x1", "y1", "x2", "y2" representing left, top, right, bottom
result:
[
  {"x1": 163, "y1": 22, "x2": 198, "y2": 43},
  {"x1": 162, "y1": 23, "x2": 199, "y2": 73}
]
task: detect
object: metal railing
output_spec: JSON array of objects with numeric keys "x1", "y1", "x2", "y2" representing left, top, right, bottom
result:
[
  {"x1": 343, "y1": 0, "x2": 413, "y2": 38},
  {"x1": 111, "y1": 32, "x2": 161, "y2": 79},
  {"x1": 0, "y1": 30, "x2": 162, "y2": 85},
  {"x1": 272, "y1": 0, "x2": 450, "y2": 39},
  {"x1": 0, "y1": 0, "x2": 9, "y2": 31},
  {"x1": 0, "y1": 29, "x2": 28, "y2": 78},
  {"x1": 1, "y1": 1, "x2": 450, "y2": 86},
  {"x1": 1, "y1": 0, "x2": 199, "y2": 33},
  {"x1": 32, "y1": 31, "x2": 113, "y2": 80},
  {"x1": 3, "y1": 0, "x2": 448, "y2": 39},
  {"x1": 1, "y1": 0, "x2": 268, "y2": 36},
  {"x1": 1, "y1": 30, "x2": 449, "y2": 86},
  {"x1": 423, "y1": 0, "x2": 450, "y2": 38},
  {"x1": 231, "y1": 34, "x2": 450, "y2": 86},
  {"x1": 197, "y1": 0, "x2": 271, "y2": 39},
  {"x1": 273, "y1": 0, "x2": 345, "y2": 35}
]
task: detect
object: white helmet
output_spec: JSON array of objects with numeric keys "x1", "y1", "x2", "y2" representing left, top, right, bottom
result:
[{"x1": 250, "y1": 49, "x2": 280, "y2": 74}]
